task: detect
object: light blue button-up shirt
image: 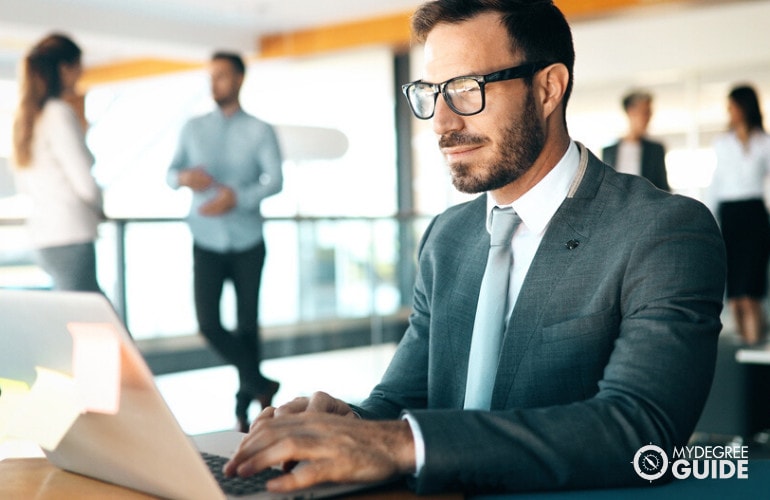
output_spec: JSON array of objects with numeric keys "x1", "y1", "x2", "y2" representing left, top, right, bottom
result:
[{"x1": 167, "y1": 108, "x2": 283, "y2": 252}]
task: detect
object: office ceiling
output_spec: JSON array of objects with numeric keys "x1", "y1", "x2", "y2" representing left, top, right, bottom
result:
[
  {"x1": 0, "y1": 0, "x2": 759, "y2": 81},
  {"x1": 0, "y1": 0, "x2": 423, "y2": 78}
]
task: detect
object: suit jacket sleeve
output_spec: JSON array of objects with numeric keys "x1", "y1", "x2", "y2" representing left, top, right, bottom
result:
[{"x1": 357, "y1": 158, "x2": 725, "y2": 494}]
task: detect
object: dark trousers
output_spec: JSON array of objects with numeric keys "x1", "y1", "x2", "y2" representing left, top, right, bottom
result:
[
  {"x1": 37, "y1": 241, "x2": 101, "y2": 292},
  {"x1": 193, "y1": 241, "x2": 269, "y2": 395}
]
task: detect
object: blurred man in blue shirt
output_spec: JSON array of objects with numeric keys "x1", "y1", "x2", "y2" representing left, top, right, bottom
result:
[{"x1": 167, "y1": 52, "x2": 283, "y2": 432}]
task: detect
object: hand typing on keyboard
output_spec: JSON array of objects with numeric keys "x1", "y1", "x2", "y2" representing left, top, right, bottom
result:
[{"x1": 222, "y1": 392, "x2": 416, "y2": 493}]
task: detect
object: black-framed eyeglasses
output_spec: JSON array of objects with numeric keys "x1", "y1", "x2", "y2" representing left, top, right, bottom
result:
[{"x1": 401, "y1": 61, "x2": 551, "y2": 120}]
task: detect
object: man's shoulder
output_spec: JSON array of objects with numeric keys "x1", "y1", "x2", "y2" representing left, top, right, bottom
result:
[
  {"x1": 231, "y1": 112, "x2": 277, "y2": 137},
  {"x1": 183, "y1": 111, "x2": 216, "y2": 128},
  {"x1": 601, "y1": 164, "x2": 713, "y2": 224}
]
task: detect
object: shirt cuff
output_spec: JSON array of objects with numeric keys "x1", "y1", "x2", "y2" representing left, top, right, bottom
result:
[{"x1": 401, "y1": 411, "x2": 425, "y2": 477}]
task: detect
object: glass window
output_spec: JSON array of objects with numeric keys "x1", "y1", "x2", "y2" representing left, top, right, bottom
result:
[{"x1": 79, "y1": 47, "x2": 400, "y2": 339}]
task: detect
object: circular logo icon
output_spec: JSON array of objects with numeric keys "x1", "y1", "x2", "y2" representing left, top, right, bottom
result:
[{"x1": 633, "y1": 444, "x2": 669, "y2": 482}]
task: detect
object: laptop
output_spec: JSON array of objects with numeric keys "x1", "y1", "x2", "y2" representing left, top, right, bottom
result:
[{"x1": 0, "y1": 289, "x2": 380, "y2": 499}]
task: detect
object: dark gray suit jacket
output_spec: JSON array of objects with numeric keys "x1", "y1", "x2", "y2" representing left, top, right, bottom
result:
[
  {"x1": 356, "y1": 145, "x2": 725, "y2": 494},
  {"x1": 602, "y1": 138, "x2": 670, "y2": 191}
]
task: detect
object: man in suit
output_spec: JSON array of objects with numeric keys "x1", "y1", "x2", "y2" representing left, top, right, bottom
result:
[
  {"x1": 224, "y1": 0, "x2": 725, "y2": 494},
  {"x1": 602, "y1": 91, "x2": 670, "y2": 191}
]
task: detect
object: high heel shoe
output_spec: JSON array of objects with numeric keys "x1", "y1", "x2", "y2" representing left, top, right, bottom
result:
[
  {"x1": 234, "y1": 380, "x2": 280, "y2": 433},
  {"x1": 235, "y1": 391, "x2": 252, "y2": 432},
  {"x1": 256, "y1": 380, "x2": 280, "y2": 409}
]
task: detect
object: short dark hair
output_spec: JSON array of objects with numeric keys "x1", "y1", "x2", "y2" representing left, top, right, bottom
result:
[
  {"x1": 411, "y1": 0, "x2": 575, "y2": 108},
  {"x1": 211, "y1": 51, "x2": 246, "y2": 75},
  {"x1": 622, "y1": 90, "x2": 652, "y2": 112},
  {"x1": 729, "y1": 84, "x2": 764, "y2": 132}
]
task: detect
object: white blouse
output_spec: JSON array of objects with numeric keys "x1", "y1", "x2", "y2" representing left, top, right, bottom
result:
[
  {"x1": 708, "y1": 130, "x2": 770, "y2": 209},
  {"x1": 14, "y1": 98, "x2": 103, "y2": 248}
]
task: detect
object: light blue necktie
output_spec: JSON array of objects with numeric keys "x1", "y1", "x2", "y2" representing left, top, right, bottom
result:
[{"x1": 464, "y1": 207, "x2": 521, "y2": 410}]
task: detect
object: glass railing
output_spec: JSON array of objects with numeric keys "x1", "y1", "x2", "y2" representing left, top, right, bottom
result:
[{"x1": 0, "y1": 215, "x2": 432, "y2": 343}]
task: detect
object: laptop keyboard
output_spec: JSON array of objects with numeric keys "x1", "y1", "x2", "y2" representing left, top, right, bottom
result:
[{"x1": 201, "y1": 451, "x2": 284, "y2": 497}]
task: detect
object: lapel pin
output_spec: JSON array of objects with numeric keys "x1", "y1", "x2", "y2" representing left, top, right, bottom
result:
[{"x1": 565, "y1": 239, "x2": 580, "y2": 250}]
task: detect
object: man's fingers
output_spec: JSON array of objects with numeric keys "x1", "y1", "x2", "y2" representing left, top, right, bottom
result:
[
  {"x1": 273, "y1": 397, "x2": 310, "y2": 417},
  {"x1": 256, "y1": 406, "x2": 276, "y2": 420},
  {"x1": 271, "y1": 392, "x2": 352, "y2": 418},
  {"x1": 230, "y1": 430, "x2": 319, "y2": 479},
  {"x1": 305, "y1": 391, "x2": 354, "y2": 416},
  {"x1": 267, "y1": 460, "x2": 335, "y2": 492},
  {"x1": 198, "y1": 186, "x2": 235, "y2": 215}
]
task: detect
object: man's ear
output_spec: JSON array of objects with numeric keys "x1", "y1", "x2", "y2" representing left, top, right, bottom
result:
[{"x1": 536, "y1": 63, "x2": 569, "y2": 120}]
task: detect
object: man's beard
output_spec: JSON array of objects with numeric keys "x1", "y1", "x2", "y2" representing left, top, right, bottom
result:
[{"x1": 443, "y1": 90, "x2": 545, "y2": 194}]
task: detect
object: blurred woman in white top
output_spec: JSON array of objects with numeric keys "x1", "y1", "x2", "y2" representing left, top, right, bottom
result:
[
  {"x1": 11, "y1": 33, "x2": 103, "y2": 292},
  {"x1": 709, "y1": 84, "x2": 770, "y2": 345}
]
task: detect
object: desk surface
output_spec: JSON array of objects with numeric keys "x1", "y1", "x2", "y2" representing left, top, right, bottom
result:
[{"x1": 0, "y1": 458, "x2": 462, "y2": 500}]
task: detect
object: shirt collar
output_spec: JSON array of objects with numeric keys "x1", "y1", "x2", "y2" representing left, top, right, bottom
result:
[
  {"x1": 213, "y1": 106, "x2": 244, "y2": 120},
  {"x1": 486, "y1": 140, "x2": 580, "y2": 235}
]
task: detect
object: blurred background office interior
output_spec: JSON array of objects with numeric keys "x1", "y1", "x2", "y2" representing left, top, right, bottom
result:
[{"x1": 1, "y1": 0, "x2": 770, "y2": 441}]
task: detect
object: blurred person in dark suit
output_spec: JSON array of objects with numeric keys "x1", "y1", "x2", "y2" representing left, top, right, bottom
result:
[{"x1": 602, "y1": 90, "x2": 670, "y2": 191}]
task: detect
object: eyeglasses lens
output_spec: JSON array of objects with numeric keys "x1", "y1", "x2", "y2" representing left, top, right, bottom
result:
[
  {"x1": 444, "y1": 77, "x2": 483, "y2": 115},
  {"x1": 407, "y1": 78, "x2": 484, "y2": 119},
  {"x1": 407, "y1": 83, "x2": 436, "y2": 119}
]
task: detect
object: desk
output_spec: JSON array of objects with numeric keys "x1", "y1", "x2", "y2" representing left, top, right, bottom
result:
[
  {"x1": 736, "y1": 342, "x2": 770, "y2": 365},
  {"x1": 0, "y1": 458, "x2": 463, "y2": 500}
]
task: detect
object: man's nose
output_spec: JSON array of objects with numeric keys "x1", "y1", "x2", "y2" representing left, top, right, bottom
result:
[{"x1": 432, "y1": 95, "x2": 464, "y2": 136}]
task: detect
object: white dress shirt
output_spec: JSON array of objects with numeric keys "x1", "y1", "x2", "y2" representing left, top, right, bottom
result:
[
  {"x1": 614, "y1": 140, "x2": 642, "y2": 177},
  {"x1": 707, "y1": 130, "x2": 770, "y2": 211}
]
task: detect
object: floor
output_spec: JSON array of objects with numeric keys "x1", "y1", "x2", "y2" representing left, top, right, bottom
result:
[
  {"x1": 156, "y1": 342, "x2": 397, "y2": 434},
  {"x1": 0, "y1": 343, "x2": 398, "y2": 460}
]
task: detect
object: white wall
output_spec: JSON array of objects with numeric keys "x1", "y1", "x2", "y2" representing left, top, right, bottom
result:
[{"x1": 572, "y1": 1, "x2": 770, "y2": 86}]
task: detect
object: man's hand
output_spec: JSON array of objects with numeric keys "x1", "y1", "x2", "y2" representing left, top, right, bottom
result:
[
  {"x1": 273, "y1": 391, "x2": 358, "y2": 419},
  {"x1": 223, "y1": 411, "x2": 416, "y2": 493},
  {"x1": 199, "y1": 185, "x2": 236, "y2": 216},
  {"x1": 178, "y1": 167, "x2": 214, "y2": 192}
]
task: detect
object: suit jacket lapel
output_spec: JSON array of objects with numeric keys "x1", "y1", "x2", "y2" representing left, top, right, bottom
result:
[{"x1": 491, "y1": 144, "x2": 608, "y2": 408}]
